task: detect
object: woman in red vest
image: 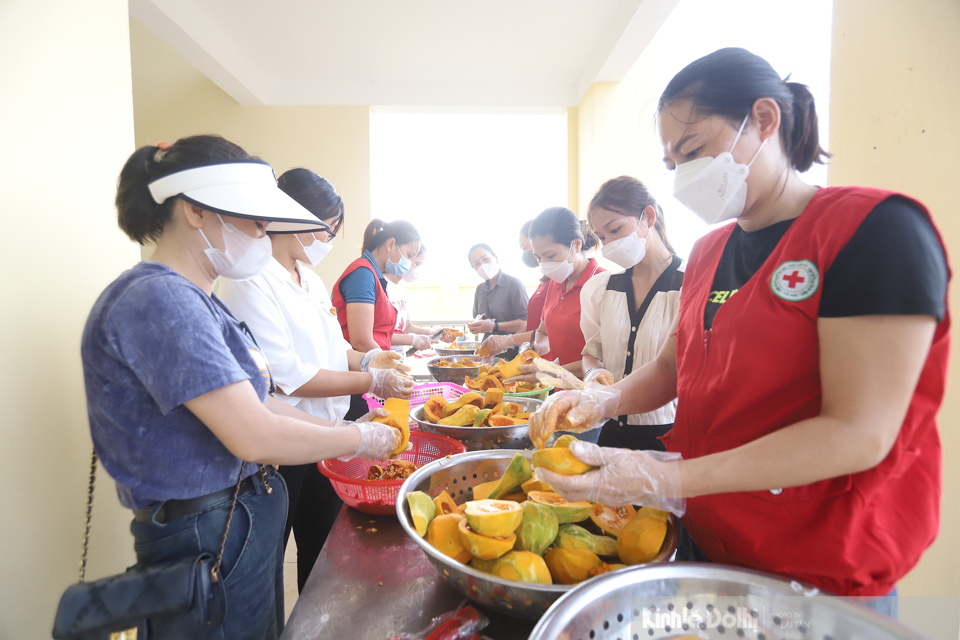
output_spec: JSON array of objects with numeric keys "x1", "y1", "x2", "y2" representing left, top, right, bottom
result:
[
  {"x1": 333, "y1": 218, "x2": 423, "y2": 418},
  {"x1": 532, "y1": 48, "x2": 950, "y2": 611}
]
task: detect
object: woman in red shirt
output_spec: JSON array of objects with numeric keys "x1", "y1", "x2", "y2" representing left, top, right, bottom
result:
[
  {"x1": 481, "y1": 207, "x2": 603, "y2": 376},
  {"x1": 519, "y1": 219, "x2": 551, "y2": 359},
  {"x1": 531, "y1": 48, "x2": 949, "y2": 612}
]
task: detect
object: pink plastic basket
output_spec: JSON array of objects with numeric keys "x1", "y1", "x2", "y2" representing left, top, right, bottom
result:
[
  {"x1": 317, "y1": 431, "x2": 467, "y2": 515},
  {"x1": 363, "y1": 382, "x2": 470, "y2": 432}
]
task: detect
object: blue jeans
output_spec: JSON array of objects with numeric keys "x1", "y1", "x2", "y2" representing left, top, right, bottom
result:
[{"x1": 130, "y1": 468, "x2": 288, "y2": 640}]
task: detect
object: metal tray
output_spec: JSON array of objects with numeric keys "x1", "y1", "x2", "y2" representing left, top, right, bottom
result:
[
  {"x1": 396, "y1": 450, "x2": 679, "y2": 620},
  {"x1": 529, "y1": 562, "x2": 929, "y2": 639},
  {"x1": 410, "y1": 397, "x2": 542, "y2": 450},
  {"x1": 426, "y1": 355, "x2": 483, "y2": 385}
]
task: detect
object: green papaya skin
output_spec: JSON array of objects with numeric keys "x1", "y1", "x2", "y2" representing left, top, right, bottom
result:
[
  {"x1": 489, "y1": 453, "x2": 533, "y2": 499},
  {"x1": 406, "y1": 491, "x2": 436, "y2": 537},
  {"x1": 514, "y1": 501, "x2": 559, "y2": 556},
  {"x1": 554, "y1": 524, "x2": 619, "y2": 556}
]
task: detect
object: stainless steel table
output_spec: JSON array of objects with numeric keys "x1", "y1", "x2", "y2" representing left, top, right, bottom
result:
[{"x1": 281, "y1": 506, "x2": 536, "y2": 640}]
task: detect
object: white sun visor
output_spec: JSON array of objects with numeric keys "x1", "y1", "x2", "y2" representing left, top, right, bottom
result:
[{"x1": 147, "y1": 161, "x2": 326, "y2": 233}]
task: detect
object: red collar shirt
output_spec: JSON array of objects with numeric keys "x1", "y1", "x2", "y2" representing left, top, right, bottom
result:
[{"x1": 541, "y1": 258, "x2": 604, "y2": 366}]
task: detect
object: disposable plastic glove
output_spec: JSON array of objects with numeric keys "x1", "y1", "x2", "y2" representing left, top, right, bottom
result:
[
  {"x1": 357, "y1": 407, "x2": 390, "y2": 423},
  {"x1": 536, "y1": 441, "x2": 685, "y2": 516},
  {"x1": 583, "y1": 368, "x2": 615, "y2": 386},
  {"x1": 360, "y1": 348, "x2": 412, "y2": 374},
  {"x1": 503, "y1": 363, "x2": 541, "y2": 385},
  {"x1": 528, "y1": 387, "x2": 622, "y2": 448},
  {"x1": 477, "y1": 334, "x2": 514, "y2": 357},
  {"x1": 410, "y1": 334, "x2": 432, "y2": 351},
  {"x1": 351, "y1": 421, "x2": 402, "y2": 460},
  {"x1": 369, "y1": 368, "x2": 414, "y2": 399}
]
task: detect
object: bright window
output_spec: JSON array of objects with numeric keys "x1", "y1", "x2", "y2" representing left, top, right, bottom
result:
[{"x1": 371, "y1": 111, "x2": 567, "y2": 320}]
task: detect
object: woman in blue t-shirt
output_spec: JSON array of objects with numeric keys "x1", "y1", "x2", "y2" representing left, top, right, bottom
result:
[{"x1": 82, "y1": 135, "x2": 402, "y2": 640}]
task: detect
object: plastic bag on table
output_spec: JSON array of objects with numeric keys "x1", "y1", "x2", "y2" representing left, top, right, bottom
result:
[{"x1": 389, "y1": 599, "x2": 488, "y2": 640}]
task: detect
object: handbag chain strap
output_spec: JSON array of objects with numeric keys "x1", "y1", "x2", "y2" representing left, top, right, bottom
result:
[{"x1": 78, "y1": 448, "x2": 268, "y2": 585}]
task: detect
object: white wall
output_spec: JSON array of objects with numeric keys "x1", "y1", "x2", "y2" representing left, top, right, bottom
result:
[{"x1": 0, "y1": 0, "x2": 141, "y2": 637}]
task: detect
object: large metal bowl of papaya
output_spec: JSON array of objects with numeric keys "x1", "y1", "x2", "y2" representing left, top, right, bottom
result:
[
  {"x1": 411, "y1": 391, "x2": 542, "y2": 450},
  {"x1": 426, "y1": 355, "x2": 483, "y2": 385},
  {"x1": 396, "y1": 448, "x2": 679, "y2": 620}
]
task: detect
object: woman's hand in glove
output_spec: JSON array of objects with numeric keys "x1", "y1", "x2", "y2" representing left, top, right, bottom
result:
[
  {"x1": 583, "y1": 368, "x2": 615, "y2": 386},
  {"x1": 369, "y1": 368, "x2": 414, "y2": 399},
  {"x1": 537, "y1": 441, "x2": 685, "y2": 516},
  {"x1": 478, "y1": 334, "x2": 514, "y2": 357},
  {"x1": 360, "y1": 348, "x2": 412, "y2": 373},
  {"x1": 528, "y1": 388, "x2": 621, "y2": 448},
  {"x1": 410, "y1": 334, "x2": 433, "y2": 351},
  {"x1": 351, "y1": 421, "x2": 402, "y2": 460}
]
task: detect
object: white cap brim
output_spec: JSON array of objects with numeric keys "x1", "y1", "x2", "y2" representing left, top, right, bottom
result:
[{"x1": 148, "y1": 161, "x2": 325, "y2": 233}]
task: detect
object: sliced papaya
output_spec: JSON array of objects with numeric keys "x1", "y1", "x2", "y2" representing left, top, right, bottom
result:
[
  {"x1": 491, "y1": 551, "x2": 552, "y2": 585},
  {"x1": 637, "y1": 507, "x2": 670, "y2": 522},
  {"x1": 373, "y1": 397, "x2": 410, "y2": 455},
  {"x1": 532, "y1": 448, "x2": 596, "y2": 476},
  {"x1": 464, "y1": 499, "x2": 523, "y2": 537},
  {"x1": 406, "y1": 491, "x2": 436, "y2": 537},
  {"x1": 457, "y1": 518, "x2": 516, "y2": 560},
  {"x1": 513, "y1": 501, "x2": 559, "y2": 556},
  {"x1": 438, "y1": 405, "x2": 481, "y2": 426},
  {"x1": 553, "y1": 434, "x2": 578, "y2": 449},
  {"x1": 441, "y1": 392, "x2": 484, "y2": 417},
  {"x1": 471, "y1": 480, "x2": 499, "y2": 501},
  {"x1": 617, "y1": 515, "x2": 668, "y2": 565},
  {"x1": 497, "y1": 491, "x2": 527, "y2": 503},
  {"x1": 469, "y1": 556, "x2": 498, "y2": 573},
  {"x1": 499, "y1": 350, "x2": 539, "y2": 380},
  {"x1": 425, "y1": 514, "x2": 472, "y2": 563},
  {"x1": 521, "y1": 478, "x2": 554, "y2": 494},
  {"x1": 554, "y1": 524, "x2": 619, "y2": 557},
  {"x1": 423, "y1": 396, "x2": 448, "y2": 423},
  {"x1": 482, "y1": 388, "x2": 504, "y2": 408},
  {"x1": 528, "y1": 491, "x2": 593, "y2": 524},
  {"x1": 544, "y1": 548, "x2": 603, "y2": 585},
  {"x1": 433, "y1": 490, "x2": 459, "y2": 516},
  {"x1": 488, "y1": 415, "x2": 517, "y2": 427},
  {"x1": 488, "y1": 453, "x2": 533, "y2": 499},
  {"x1": 589, "y1": 504, "x2": 637, "y2": 538}
]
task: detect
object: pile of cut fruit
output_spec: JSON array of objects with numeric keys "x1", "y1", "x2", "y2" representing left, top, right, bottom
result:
[
  {"x1": 422, "y1": 390, "x2": 530, "y2": 427},
  {"x1": 432, "y1": 357, "x2": 482, "y2": 369},
  {"x1": 463, "y1": 350, "x2": 548, "y2": 394},
  {"x1": 405, "y1": 435, "x2": 670, "y2": 585}
]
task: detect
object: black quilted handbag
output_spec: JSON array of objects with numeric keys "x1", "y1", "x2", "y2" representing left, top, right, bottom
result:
[{"x1": 52, "y1": 451, "x2": 247, "y2": 640}]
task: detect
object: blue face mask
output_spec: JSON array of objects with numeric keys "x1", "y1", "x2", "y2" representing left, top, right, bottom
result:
[{"x1": 385, "y1": 244, "x2": 411, "y2": 275}]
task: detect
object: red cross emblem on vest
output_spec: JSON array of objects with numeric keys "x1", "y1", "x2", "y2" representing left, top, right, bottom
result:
[{"x1": 771, "y1": 260, "x2": 820, "y2": 301}]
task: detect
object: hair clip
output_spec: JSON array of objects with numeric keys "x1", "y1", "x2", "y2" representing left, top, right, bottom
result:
[{"x1": 157, "y1": 141, "x2": 171, "y2": 150}]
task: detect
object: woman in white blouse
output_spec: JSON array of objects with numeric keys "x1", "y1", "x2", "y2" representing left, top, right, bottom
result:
[
  {"x1": 580, "y1": 176, "x2": 683, "y2": 451},
  {"x1": 217, "y1": 168, "x2": 412, "y2": 593}
]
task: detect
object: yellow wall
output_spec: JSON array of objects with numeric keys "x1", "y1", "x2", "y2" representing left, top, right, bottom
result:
[
  {"x1": 0, "y1": 0, "x2": 141, "y2": 637},
  {"x1": 129, "y1": 18, "x2": 372, "y2": 287},
  {"x1": 829, "y1": 0, "x2": 960, "y2": 612}
]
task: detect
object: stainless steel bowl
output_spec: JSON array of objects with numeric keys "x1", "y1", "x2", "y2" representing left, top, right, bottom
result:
[
  {"x1": 426, "y1": 356, "x2": 482, "y2": 385},
  {"x1": 411, "y1": 397, "x2": 542, "y2": 450},
  {"x1": 396, "y1": 450, "x2": 679, "y2": 620},
  {"x1": 530, "y1": 563, "x2": 930, "y2": 639},
  {"x1": 435, "y1": 341, "x2": 482, "y2": 356}
]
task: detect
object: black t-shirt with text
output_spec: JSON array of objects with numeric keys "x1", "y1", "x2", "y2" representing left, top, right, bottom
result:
[{"x1": 703, "y1": 196, "x2": 948, "y2": 330}]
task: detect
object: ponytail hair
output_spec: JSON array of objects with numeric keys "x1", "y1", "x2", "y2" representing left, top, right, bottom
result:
[
  {"x1": 116, "y1": 135, "x2": 252, "y2": 244},
  {"x1": 529, "y1": 207, "x2": 599, "y2": 252},
  {"x1": 276, "y1": 168, "x2": 344, "y2": 234},
  {"x1": 658, "y1": 47, "x2": 829, "y2": 172},
  {"x1": 588, "y1": 175, "x2": 675, "y2": 255},
  {"x1": 361, "y1": 218, "x2": 421, "y2": 254}
]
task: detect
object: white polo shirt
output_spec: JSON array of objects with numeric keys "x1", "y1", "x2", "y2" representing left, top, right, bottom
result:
[{"x1": 216, "y1": 258, "x2": 351, "y2": 421}]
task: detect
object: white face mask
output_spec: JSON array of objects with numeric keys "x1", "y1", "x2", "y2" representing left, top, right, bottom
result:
[
  {"x1": 199, "y1": 214, "x2": 272, "y2": 280},
  {"x1": 539, "y1": 244, "x2": 576, "y2": 283},
  {"x1": 476, "y1": 262, "x2": 499, "y2": 281},
  {"x1": 401, "y1": 265, "x2": 421, "y2": 282},
  {"x1": 672, "y1": 114, "x2": 768, "y2": 225},
  {"x1": 385, "y1": 244, "x2": 412, "y2": 276},
  {"x1": 297, "y1": 234, "x2": 332, "y2": 267},
  {"x1": 600, "y1": 217, "x2": 648, "y2": 269}
]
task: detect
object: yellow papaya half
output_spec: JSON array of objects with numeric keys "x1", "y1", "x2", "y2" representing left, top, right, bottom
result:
[
  {"x1": 491, "y1": 551, "x2": 552, "y2": 585},
  {"x1": 552, "y1": 434, "x2": 578, "y2": 448},
  {"x1": 521, "y1": 478, "x2": 554, "y2": 494},
  {"x1": 423, "y1": 396, "x2": 448, "y2": 423},
  {"x1": 544, "y1": 548, "x2": 603, "y2": 585},
  {"x1": 406, "y1": 491, "x2": 436, "y2": 537},
  {"x1": 532, "y1": 448, "x2": 596, "y2": 476},
  {"x1": 589, "y1": 504, "x2": 637, "y2": 538},
  {"x1": 617, "y1": 515, "x2": 668, "y2": 565},
  {"x1": 457, "y1": 518, "x2": 516, "y2": 560},
  {"x1": 374, "y1": 397, "x2": 410, "y2": 455},
  {"x1": 482, "y1": 388, "x2": 504, "y2": 408},
  {"x1": 463, "y1": 499, "x2": 523, "y2": 538},
  {"x1": 433, "y1": 490, "x2": 459, "y2": 516},
  {"x1": 488, "y1": 453, "x2": 533, "y2": 499},
  {"x1": 528, "y1": 491, "x2": 593, "y2": 524},
  {"x1": 637, "y1": 506, "x2": 670, "y2": 522},
  {"x1": 425, "y1": 514, "x2": 472, "y2": 564},
  {"x1": 441, "y1": 392, "x2": 484, "y2": 417},
  {"x1": 499, "y1": 350, "x2": 539, "y2": 380},
  {"x1": 513, "y1": 501, "x2": 559, "y2": 556}
]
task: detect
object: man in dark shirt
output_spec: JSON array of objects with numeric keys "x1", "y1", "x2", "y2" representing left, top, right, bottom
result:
[{"x1": 467, "y1": 244, "x2": 530, "y2": 357}]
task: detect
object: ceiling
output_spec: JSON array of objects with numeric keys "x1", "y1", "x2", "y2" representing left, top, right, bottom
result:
[{"x1": 130, "y1": 0, "x2": 679, "y2": 107}]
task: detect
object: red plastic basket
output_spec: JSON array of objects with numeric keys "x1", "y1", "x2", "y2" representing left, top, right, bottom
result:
[{"x1": 317, "y1": 431, "x2": 467, "y2": 515}]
